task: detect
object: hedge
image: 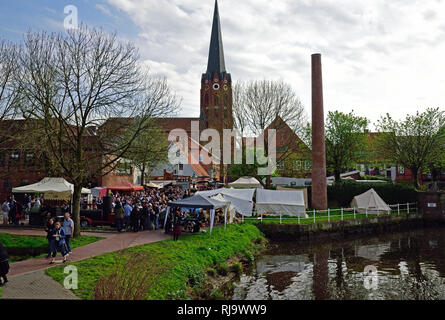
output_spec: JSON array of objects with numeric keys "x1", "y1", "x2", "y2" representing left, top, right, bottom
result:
[{"x1": 307, "y1": 181, "x2": 417, "y2": 207}]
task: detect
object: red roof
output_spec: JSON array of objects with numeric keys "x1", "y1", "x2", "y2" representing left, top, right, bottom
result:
[{"x1": 107, "y1": 182, "x2": 144, "y2": 191}]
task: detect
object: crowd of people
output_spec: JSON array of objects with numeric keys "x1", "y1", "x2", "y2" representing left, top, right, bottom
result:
[
  {"x1": 1, "y1": 194, "x2": 42, "y2": 226},
  {"x1": 110, "y1": 186, "x2": 190, "y2": 235}
]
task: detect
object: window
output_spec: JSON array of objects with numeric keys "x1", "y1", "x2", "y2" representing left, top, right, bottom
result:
[
  {"x1": 176, "y1": 150, "x2": 181, "y2": 158},
  {"x1": 24, "y1": 152, "x2": 34, "y2": 166},
  {"x1": 295, "y1": 160, "x2": 302, "y2": 171},
  {"x1": 116, "y1": 162, "x2": 132, "y2": 176},
  {"x1": 304, "y1": 161, "x2": 312, "y2": 171},
  {"x1": 179, "y1": 164, "x2": 184, "y2": 171},
  {"x1": 398, "y1": 166, "x2": 405, "y2": 175},
  {"x1": 9, "y1": 152, "x2": 20, "y2": 167}
]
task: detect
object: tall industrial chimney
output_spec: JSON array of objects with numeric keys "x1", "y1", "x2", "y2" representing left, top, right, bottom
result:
[{"x1": 311, "y1": 53, "x2": 328, "y2": 210}]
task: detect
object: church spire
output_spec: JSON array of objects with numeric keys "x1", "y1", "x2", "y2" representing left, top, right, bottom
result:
[{"x1": 206, "y1": 0, "x2": 226, "y2": 78}]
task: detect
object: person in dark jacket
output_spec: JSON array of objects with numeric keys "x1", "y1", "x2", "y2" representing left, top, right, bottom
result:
[
  {"x1": 130, "y1": 205, "x2": 140, "y2": 232},
  {"x1": 140, "y1": 202, "x2": 150, "y2": 230},
  {"x1": 172, "y1": 211, "x2": 182, "y2": 241},
  {"x1": 45, "y1": 218, "x2": 56, "y2": 259},
  {"x1": 49, "y1": 222, "x2": 68, "y2": 264},
  {"x1": 114, "y1": 200, "x2": 124, "y2": 232},
  {"x1": 148, "y1": 204, "x2": 155, "y2": 230},
  {"x1": 0, "y1": 242, "x2": 9, "y2": 286}
]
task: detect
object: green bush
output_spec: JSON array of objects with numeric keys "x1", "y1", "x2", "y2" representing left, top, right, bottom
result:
[{"x1": 308, "y1": 181, "x2": 417, "y2": 207}]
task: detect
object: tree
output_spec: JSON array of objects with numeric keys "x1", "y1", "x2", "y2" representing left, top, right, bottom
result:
[
  {"x1": 325, "y1": 111, "x2": 369, "y2": 183},
  {"x1": 376, "y1": 108, "x2": 445, "y2": 189},
  {"x1": 123, "y1": 120, "x2": 170, "y2": 185},
  {"x1": 231, "y1": 80, "x2": 308, "y2": 188},
  {"x1": 14, "y1": 26, "x2": 179, "y2": 237},
  {"x1": 0, "y1": 40, "x2": 21, "y2": 142}
]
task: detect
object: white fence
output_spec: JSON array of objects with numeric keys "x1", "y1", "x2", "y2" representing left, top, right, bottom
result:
[{"x1": 243, "y1": 202, "x2": 418, "y2": 224}]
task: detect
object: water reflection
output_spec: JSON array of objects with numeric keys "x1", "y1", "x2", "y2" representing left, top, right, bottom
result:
[{"x1": 233, "y1": 227, "x2": 445, "y2": 300}]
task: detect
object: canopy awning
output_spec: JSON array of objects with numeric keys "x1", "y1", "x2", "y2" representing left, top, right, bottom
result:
[
  {"x1": 12, "y1": 178, "x2": 91, "y2": 200},
  {"x1": 228, "y1": 176, "x2": 263, "y2": 189},
  {"x1": 145, "y1": 182, "x2": 162, "y2": 189},
  {"x1": 168, "y1": 194, "x2": 227, "y2": 210},
  {"x1": 196, "y1": 188, "x2": 255, "y2": 216}
]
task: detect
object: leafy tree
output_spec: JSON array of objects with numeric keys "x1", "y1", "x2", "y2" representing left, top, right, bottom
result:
[
  {"x1": 375, "y1": 108, "x2": 445, "y2": 189},
  {"x1": 325, "y1": 111, "x2": 369, "y2": 183},
  {"x1": 123, "y1": 120, "x2": 169, "y2": 185}
]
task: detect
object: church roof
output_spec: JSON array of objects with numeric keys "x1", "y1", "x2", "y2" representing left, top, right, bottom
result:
[{"x1": 204, "y1": 0, "x2": 228, "y2": 80}]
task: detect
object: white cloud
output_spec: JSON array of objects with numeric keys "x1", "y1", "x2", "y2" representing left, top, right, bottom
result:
[{"x1": 105, "y1": 0, "x2": 445, "y2": 128}]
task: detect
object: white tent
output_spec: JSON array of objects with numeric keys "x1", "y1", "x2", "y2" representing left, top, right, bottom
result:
[
  {"x1": 212, "y1": 194, "x2": 236, "y2": 224},
  {"x1": 165, "y1": 194, "x2": 229, "y2": 234},
  {"x1": 228, "y1": 177, "x2": 263, "y2": 189},
  {"x1": 350, "y1": 188, "x2": 391, "y2": 215},
  {"x1": 256, "y1": 189, "x2": 307, "y2": 217},
  {"x1": 196, "y1": 188, "x2": 255, "y2": 216},
  {"x1": 12, "y1": 177, "x2": 91, "y2": 201}
]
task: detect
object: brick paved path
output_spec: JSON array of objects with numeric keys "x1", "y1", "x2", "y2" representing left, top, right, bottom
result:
[
  {"x1": 1, "y1": 270, "x2": 80, "y2": 300},
  {"x1": 0, "y1": 228, "x2": 171, "y2": 299}
]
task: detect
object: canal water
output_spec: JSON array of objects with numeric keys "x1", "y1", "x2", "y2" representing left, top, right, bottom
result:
[{"x1": 233, "y1": 227, "x2": 445, "y2": 300}]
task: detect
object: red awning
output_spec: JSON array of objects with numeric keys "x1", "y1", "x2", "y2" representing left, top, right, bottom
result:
[{"x1": 107, "y1": 182, "x2": 144, "y2": 192}]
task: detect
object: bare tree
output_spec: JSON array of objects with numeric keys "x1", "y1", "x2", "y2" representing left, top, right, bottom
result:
[
  {"x1": 0, "y1": 40, "x2": 20, "y2": 139},
  {"x1": 231, "y1": 80, "x2": 309, "y2": 188},
  {"x1": 14, "y1": 26, "x2": 179, "y2": 236}
]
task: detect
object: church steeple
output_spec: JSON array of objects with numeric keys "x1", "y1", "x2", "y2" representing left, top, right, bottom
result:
[
  {"x1": 200, "y1": 0, "x2": 233, "y2": 133},
  {"x1": 206, "y1": 0, "x2": 226, "y2": 77}
]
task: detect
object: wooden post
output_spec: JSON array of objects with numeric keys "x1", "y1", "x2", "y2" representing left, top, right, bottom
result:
[
  {"x1": 354, "y1": 207, "x2": 356, "y2": 219},
  {"x1": 313, "y1": 209, "x2": 316, "y2": 224},
  {"x1": 341, "y1": 208, "x2": 344, "y2": 221},
  {"x1": 328, "y1": 208, "x2": 330, "y2": 222},
  {"x1": 407, "y1": 203, "x2": 410, "y2": 214}
]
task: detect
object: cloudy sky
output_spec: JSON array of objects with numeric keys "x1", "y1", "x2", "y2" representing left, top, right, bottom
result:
[{"x1": 1, "y1": 0, "x2": 445, "y2": 127}]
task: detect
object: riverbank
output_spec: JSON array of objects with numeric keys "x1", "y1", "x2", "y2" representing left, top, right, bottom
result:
[
  {"x1": 46, "y1": 224, "x2": 265, "y2": 300},
  {"x1": 255, "y1": 213, "x2": 439, "y2": 242}
]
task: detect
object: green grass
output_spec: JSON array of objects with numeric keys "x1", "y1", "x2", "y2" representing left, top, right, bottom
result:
[
  {"x1": 0, "y1": 233, "x2": 103, "y2": 262},
  {"x1": 244, "y1": 209, "x2": 415, "y2": 225},
  {"x1": 46, "y1": 224, "x2": 264, "y2": 300}
]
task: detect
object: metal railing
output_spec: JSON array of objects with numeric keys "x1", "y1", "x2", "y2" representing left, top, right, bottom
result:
[{"x1": 243, "y1": 202, "x2": 418, "y2": 224}]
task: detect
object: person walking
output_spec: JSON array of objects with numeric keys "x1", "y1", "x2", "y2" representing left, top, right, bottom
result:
[
  {"x1": 0, "y1": 242, "x2": 9, "y2": 286},
  {"x1": 49, "y1": 222, "x2": 68, "y2": 264},
  {"x1": 114, "y1": 200, "x2": 124, "y2": 232},
  {"x1": 1, "y1": 199, "x2": 9, "y2": 225},
  {"x1": 45, "y1": 218, "x2": 56, "y2": 259},
  {"x1": 123, "y1": 201, "x2": 132, "y2": 231},
  {"x1": 62, "y1": 213, "x2": 74, "y2": 255},
  {"x1": 172, "y1": 211, "x2": 182, "y2": 241}
]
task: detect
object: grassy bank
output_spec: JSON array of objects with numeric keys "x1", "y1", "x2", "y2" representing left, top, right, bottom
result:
[
  {"x1": 46, "y1": 224, "x2": 265, "y2": 300},
  {"x1": 0, "y1": 233, "x2": 103, "y2": 262}
]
